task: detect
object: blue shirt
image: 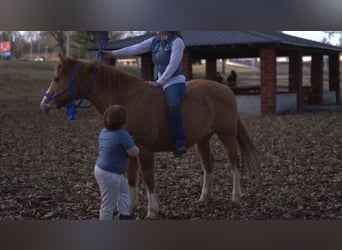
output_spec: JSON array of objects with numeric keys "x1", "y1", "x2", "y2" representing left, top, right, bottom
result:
[
  {"x1": 151, "y1": 34, "x2": 183, "y2": 82},
  {"x1": 96, "y1": 128, "x2": 135, "y2": 174}
]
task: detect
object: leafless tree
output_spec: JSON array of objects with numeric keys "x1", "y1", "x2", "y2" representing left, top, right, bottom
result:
[
  {"x1": 48, "y1": 31, "x2": 67, "y2": 55},
  {"x1": 322, "y1": 31, "x2": 342, "y2": 46},
  {"x1": 86, "y1": 31, "x2": 109, "y2": 47}
]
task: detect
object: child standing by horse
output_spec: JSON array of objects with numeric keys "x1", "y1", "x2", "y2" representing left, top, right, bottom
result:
[{"x1": 94, "y1": 105, "x2": 139, "y2": 220}]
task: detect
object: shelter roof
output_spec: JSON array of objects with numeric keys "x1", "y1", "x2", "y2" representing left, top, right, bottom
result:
[{"x1": 93, "y1": 31, "x2": 342, "y2": 58}]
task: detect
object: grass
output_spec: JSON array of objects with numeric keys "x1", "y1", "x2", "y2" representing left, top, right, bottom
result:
[
  {"x1": 0, "y1": 59, "x2": 337, "y2": 99},
  {"x1": 0, "y1": 60, "x2": 55, "y2": 98}
]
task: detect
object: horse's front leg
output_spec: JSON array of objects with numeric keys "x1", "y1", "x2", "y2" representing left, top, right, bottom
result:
[
  {"x1": 126, "y1": 157, "x2": 139, "y2": 215},
  {"x1": 139, "y1": 149, "x2": 159, "y2": 219},
  {"x1": 194, "y1": 137, "x2": 214, "y2": 203}
]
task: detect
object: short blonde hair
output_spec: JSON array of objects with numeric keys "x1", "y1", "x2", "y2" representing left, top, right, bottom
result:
[{"x1": 103, "y1": 105, "x2": 127, "y2": 130}]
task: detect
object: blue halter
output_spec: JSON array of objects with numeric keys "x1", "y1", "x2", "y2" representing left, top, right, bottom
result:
[
  {"x1": 44, "y1": 40, "x2": 107, "y2": 120},
  {"x1": 44, "y1": 62, "x2": 95, "y2": 120}
]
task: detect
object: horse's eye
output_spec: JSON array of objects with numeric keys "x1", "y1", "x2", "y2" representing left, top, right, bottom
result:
[{"x1": 53, "y1": 77, "x2": 59, "y2": 83}]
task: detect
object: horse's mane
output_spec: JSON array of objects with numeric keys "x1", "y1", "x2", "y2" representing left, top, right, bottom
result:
[{"x1": 67, "y1": 57, "x2": 143, "y2": 94}]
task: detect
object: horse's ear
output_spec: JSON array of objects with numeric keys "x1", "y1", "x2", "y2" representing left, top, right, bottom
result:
[
  {"x1": 58, "y1": 53, "x2": 67, "y2": 68},
  {"x1": 56, "y1": 54, "x2": 64, "y2": 73},
  {"x1": 58, "y1": 53, "x2": 64, "y2": 62},
  {"x1": 101, "y1": 51, "x2": 116, "y2": 66}
]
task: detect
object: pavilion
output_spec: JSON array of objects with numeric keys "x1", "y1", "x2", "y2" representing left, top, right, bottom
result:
[{"x1": 99, "y1": 31, "x2": 342, "y2": 114}]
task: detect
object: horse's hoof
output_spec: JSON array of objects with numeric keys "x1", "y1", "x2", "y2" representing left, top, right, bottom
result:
[
  {"x1": 197, "y1": 193, "x2": 211, "y2": 203},
  {"x1": 232, "y1": 198, "x2": 240, "y2": 204},
  {"x1": 232, "y1": 199, "x2": 242, "y2": 207},
  {"x1": 144, "y1": 215, "x2": 159, "y2": 220},
  {"x1": 196, "y1": 197, "x2": 207, "y2": 203},
  {"x1": 232, "y1": 193, "x2": 242, "y2": 205},
  {"x1": 144, "y1": 211, "x2": 159, "y2": 220}
]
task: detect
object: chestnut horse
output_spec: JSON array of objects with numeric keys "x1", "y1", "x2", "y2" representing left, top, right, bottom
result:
[{"x1": 41, "y1": 56, "x2": 259, "y2": 219}]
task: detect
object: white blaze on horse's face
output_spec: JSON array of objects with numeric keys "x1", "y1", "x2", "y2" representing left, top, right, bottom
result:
[{"x1": 40, "y1": 81, "x2": 57, "y2": 113}]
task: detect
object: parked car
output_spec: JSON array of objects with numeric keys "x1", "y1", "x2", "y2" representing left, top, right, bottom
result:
[{"x1": 34, "y1": 57, "x2": 45, "y2": 62}]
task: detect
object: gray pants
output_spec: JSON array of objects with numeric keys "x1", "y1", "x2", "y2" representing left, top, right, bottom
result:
[{"x1": 94, "y1": 165, "x2": 130, "y2": 220}]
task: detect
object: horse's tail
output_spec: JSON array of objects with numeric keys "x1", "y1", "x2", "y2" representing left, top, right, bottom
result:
[{"x1": 237, "y1": 118, "x2": 260, "y2": 176}]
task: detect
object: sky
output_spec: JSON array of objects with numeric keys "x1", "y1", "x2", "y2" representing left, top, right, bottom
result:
[
  {"x1": 16, "y1": 31, "x2": 341, "y2": 46},
  {"x1": 283, "y1": 31, "x2": 340, "y2": 45}
]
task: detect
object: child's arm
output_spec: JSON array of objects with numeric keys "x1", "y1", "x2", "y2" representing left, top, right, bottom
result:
[
  {"x1": 122, "y1": 130, "x2": 139, "y2": 157},
  {"x1": 126, "y1": 145, "x2": 139, "y2": 157}
]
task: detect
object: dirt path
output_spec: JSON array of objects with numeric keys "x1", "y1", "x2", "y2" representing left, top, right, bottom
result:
[{"x1": 0, "y1": 60, "x2": 341, "y2": 220}]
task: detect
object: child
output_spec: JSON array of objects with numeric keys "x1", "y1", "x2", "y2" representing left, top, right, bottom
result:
[{"x1": 94, "y1": 105, "x2": 139, "y2": 220}]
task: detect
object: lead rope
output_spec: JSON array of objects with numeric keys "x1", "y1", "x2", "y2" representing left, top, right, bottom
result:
[
  {"x1": 64, "y1": 65, "x2": 78, "y2": 120},
  {"x1": 95, "y1": 40, "x2": 107, "y2": 62}
]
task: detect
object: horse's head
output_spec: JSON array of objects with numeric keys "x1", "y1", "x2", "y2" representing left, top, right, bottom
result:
[{"x1": 40, "y1": 55, "x2": 79, "y2": 113}]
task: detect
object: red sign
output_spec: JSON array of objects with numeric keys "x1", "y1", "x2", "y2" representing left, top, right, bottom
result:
[{"x1": 0, "y1": 41, "x2": 10, "y2": 52}]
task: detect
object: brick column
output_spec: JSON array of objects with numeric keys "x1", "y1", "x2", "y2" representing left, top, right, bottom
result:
[
  {"x1": 140, "y1": 54, "x2": 153, "y2": 80},
  {"x1": 260, "y1": 47, "x2": 277, "y2": 114},
  {"x1": 205, "y1": 58, "x2": 216, "y2": 80},
  {"x1": 311, "y1": 53, "x2": 323, "y2": 105},
  {"x1": 329, "y1": 53, "x2": 340, "y2": 104},
  {"x1": 182, "y1": 49, "x2": 193, "y2": 81},
  {"x1": 289, "y1": 51, "x2": 303, "y2": 110}
]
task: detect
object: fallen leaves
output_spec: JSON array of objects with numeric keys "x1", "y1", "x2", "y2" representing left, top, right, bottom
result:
[{"x1": 1, "y1": 97, "x2": 341, "y2": 219}]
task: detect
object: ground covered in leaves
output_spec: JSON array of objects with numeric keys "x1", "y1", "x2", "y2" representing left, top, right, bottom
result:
[{"x1": 0, "y1": 63, "x2": 341, "y2": 220}]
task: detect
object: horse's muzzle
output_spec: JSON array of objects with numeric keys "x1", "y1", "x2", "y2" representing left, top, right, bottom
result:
[{"x1": 40, "y1": 101, "x2": 56, "y2": 113}]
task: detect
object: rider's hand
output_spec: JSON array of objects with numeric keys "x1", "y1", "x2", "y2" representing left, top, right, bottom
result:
[
  {"x1": 144, "y1": 81, "x2": 160, "y2": 87},
  {"x1": 102, "y1": 51, "x2": 115, "y2": 65}
]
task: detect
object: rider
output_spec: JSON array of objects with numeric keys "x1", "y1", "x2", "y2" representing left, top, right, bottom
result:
[{"x1": 106, "y1": 31, "x2": 187, "y2": 157}]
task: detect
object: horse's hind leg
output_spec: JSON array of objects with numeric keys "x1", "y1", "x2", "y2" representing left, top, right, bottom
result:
[
  {"x1": 126, "y1": 157, "x2": 139, "y2": 214},
  {"x1": 139, "y1": 150, "x2": 159, "y2": 219},
  {"x1": 217, "y1": 133, "x2": 242, "y2": 204},
  {"x1": 195, "y1": 135, "x2": 214, "y2": 203}
]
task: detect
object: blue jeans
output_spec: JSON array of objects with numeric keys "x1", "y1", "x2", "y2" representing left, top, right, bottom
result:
[{"x1": 163, "y1": 83, "x2": 187, "y2": 150}]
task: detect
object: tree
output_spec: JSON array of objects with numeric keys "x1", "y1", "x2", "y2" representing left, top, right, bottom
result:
[
  {"x1": 111, "y1": 31, "x2": 147, "y2": 39},
  {"x1": 0, "y1": 31, "x2": 28, "y2": 58},
  {"x1": 43, "y1": 31, "x2": 149, "y2": 59},
  {"x1": 322, "y1": 31, "x2": 342, "y2": 46},
  {"x1": 71, "y1": 32, "x2": 88, "y2": 58},
  {"x1": 48, "y1": 31, "x2": 67, "y2": 55},
  {"x1": 86, "y1": 31, "x2": 109, "y2": 47}
]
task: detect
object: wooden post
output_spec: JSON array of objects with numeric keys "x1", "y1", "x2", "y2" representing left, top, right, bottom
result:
[
  {"x1": 329, "y1": 53, "x2": 340, "y2": 104},
  {"x1": 205, "y1": 58, "x2": 216, "y2": 80},
  {"x1": 182, "y1": 49, "x2": 193, "y2": 81},
  {"x1": 140, "y1": 54, "x2": 153, "y2": 81},
  {"x1": 311, "y1": 53, "x2": 323, "y2": 105},
  {"x1": 289, "y1": 51, "x2": 303, "y2": 110}
]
